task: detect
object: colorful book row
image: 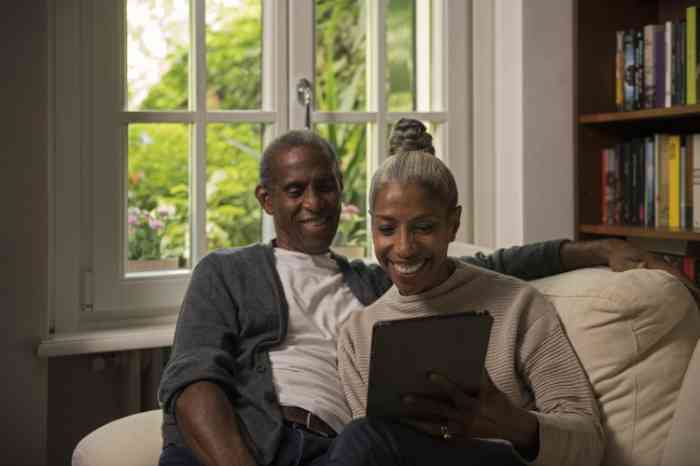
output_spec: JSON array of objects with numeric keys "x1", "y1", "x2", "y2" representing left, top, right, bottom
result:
[
  {"x1": 601, "y1": 134, "x2": 700, "y2": 229},
  {"x1": 615, "y1": 6, "x2": 699, "y2": 111}
]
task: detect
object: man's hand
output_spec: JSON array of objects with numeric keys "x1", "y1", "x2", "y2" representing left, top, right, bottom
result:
[
  {"x1": 561, "y1": 238, "x2": 700, "y2": 304},
  {"x1": 399, "y1": 372, "x2": 539, "y2": 459}
]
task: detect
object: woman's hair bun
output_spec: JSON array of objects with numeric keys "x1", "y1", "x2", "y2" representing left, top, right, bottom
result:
[{"x1": 388, "y1": 118, "x2": 435, "y2": 156}]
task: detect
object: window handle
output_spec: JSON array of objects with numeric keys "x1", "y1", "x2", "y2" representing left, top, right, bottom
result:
[{"x1": 296, "y1": 78, "x2": 313, "y2": 130}]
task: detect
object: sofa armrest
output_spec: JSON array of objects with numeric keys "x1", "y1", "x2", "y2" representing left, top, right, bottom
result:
[
  {"x1": 661, "y1": 339, "x2": 700, "y2": 466},
  {"x1": 532, "y1": 268, "x2": 700, "y2": 466},
  {"x1": 72, "y1": 409, "x2": 162, "y2": 466}
]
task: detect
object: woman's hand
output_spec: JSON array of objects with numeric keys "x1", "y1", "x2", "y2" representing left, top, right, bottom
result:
[{"x1": 399, "y1": 372, "x2": 539, "y2": 458}]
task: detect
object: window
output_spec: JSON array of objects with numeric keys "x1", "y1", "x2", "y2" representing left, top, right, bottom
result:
[{"x1": 51, "y1": 0, "x2": 470, "y2": 334}]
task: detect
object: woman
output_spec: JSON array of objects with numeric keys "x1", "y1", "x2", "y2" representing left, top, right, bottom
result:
[{"x1": 336, "y1": 119, "x2": 604, "y2": 466}]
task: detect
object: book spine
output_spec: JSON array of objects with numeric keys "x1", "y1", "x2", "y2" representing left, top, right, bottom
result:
[
  {"x1": 624, "y1": 30, "x2": 636, "y2": 111},
  {"x1": 694, "y1": 134, "x2": 700, "y2": 228},
  {"x1": 681, "y1": 137, "x2": 687, "y2": 228},
  {"x1": 635, "y1": 29, "x2": 645, "y2": 109},
  {"x1": 638, "y1": 139, "x2": 646, "y2": 224},
  {"x1": 655, "y1": 25, "x2": 666, "y2": 108},
  {"x1": 655, "y1": 135, "x2": 662, "y2": 227},
  {"x1": 666, "y1": 22, "x2": 673, "y2": 107},
  {"x1": 689, "y1": 7, "x2": 697, "y2": 104},
  {"x1": 623, "y1": 142, "x2": 632, "y2": 224},
  {"x1": 645, "y1": 136, "x2": 655, "y2": 226},
  {"x1": 669, "y1": 135, "x2": 681, "y2": 228},
  {"x1": 617, "y1": 31, "x2": 625, "y2": 111},
  {"x1": 644, "y1": 25, "x2": 656, "y2": 108},
  {"x1": 681, "y1": 21, "x2": 687, "y2": 104},
  {"x1": 658, "y1": 134, "x2": 670, "y2": 227},
  {"x1": 686, "y1": 134, "x2": 694, "y2": 229},
  {"x1": 602, "y1": 148, "x2": 609, "y2": 224},
  {"x1": 612, "y1": 146, "x2": 622, "y2": 224}
]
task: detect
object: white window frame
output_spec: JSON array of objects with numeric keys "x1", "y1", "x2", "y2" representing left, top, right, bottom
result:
[{"x1": 50, "y1": 0, "x2": 471, "y2": 338}]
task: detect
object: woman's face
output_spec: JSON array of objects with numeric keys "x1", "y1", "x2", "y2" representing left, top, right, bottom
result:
[{"x1": 372, "y1": 181, "x2": 460, "y2": 295}]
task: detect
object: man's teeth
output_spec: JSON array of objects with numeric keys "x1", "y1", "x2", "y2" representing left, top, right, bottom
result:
[{"x1": 393, "y1": 261, "x2": 425, "y2": 274}]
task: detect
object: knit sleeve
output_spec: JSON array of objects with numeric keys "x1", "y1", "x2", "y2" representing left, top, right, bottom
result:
[
  {"x1": 337, "y1": 321, "x2": 369, "y2": 419},
  {"x1": 157, "y1": 254, "x2": 242, "y2": 414},
  {"x1": 518, "y1": 297, "x2": 605, "y2": 466},
  {"x1": 461, "y1": 239, "x2": 568, "y2": 281}
]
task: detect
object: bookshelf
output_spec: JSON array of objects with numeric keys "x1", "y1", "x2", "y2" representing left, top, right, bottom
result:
[{"x1": 577, "y1": 0, "x2": 700, "y2": 247}]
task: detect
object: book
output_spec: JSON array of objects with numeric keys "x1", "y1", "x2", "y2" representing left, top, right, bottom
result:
[
  {"x1": 656, "y1": 134, "x2": 670, "y2": 227},
  {"x1": 624, "y1": 30, "x2": 636, "y2": 111},
  {"x1": 668, "y1": 135, "x2": 681, "y2": 228},
  {"x1": 602, "y1": 148, "x2": 609, "y2": 224},
  {"x1": 635, "y1": 29, "x2": 645, "y2": 109},
  {"x1": 687, "y1": 135, "x2": 694, "y2": 228},
  {"x1": 644, "y1": 24, "x2": 656, "y2": 108},
  {"x1": 611, "y1": 146, "x2": 622, "y2": 224},
  {"x1": 616, "y1": 30, "x2": 625, "y2": 111},
  {"x1": 693, "y1": 134, "x2": 700, "y2": 228},
  {"x1": 681, "y1": 137, "x2": 687, "y2": 227},
  {"x1": 645, "y1": 136, "x2": 656, "y2": 226},
  {"x1": 666, "y1": 21, "x2": 673, "y2": 107},
  {"x1": 654, "y1": 24, "x2": 666, "y2": 108},
  {"x1": 681, "y1": 21, "x2": 687, "y2": 104},
  {"x1": 622, "y1": 142, "x2": 632, "y2": 224},
  {"x1": 689, "y1": 7, "x2": 697, "y2": 104}
]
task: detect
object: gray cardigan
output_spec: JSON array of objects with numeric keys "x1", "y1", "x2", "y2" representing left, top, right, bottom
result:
[{"x1": 158, "y1": 240, "x2": 567, "y2": 464}]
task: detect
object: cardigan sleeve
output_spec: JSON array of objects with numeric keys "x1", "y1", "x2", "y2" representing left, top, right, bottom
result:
[
  {"x1": 461, "y1": 239, "x2": 569, "y2": 281},
  {"x1": 157, "y1": 254, "x2": 243, "y2": 414}
]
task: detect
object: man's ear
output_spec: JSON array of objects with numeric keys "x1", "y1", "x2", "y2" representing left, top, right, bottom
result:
[
  {"x1": 255, "y1": 184, "x2": 274, "y2": 215},
  {"x1": 449, "y1": 206, "x2": 462, "y2": 241}
]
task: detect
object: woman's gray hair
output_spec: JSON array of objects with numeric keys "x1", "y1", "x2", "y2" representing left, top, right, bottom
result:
[
  {"x1": 369, "y1": 119, "x2": 458, "y2": 210},
  {"x1": 259, "y1": 130, "x2": 341, "y2": 187}
]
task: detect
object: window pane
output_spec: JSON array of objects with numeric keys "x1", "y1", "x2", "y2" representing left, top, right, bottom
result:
[
  {"x1": 127, "y1": 124, "x2": 190, "y2": 273},
  {"x1": 316, "y1": 123, "x2": 368, "y2": 259},
  {"x1": 206, "y1": 123, "x2": 265, "y2": 250},
  {"x1": 127, "y1": 0, "x2": 190, "y2": 111},
  {"x1": 206, "y1": 0, "x2": 262, "y2": 110},
  {"x1": 387, "y1": 0, "x2": 415, "y2": 111},
  {"x1": 315, "y1": 0, "x2": 367, "y2": 112}
]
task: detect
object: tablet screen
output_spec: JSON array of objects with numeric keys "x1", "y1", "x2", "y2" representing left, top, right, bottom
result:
[{"x1": 366, "y1": 311, "x2": 493, "y2": 420}]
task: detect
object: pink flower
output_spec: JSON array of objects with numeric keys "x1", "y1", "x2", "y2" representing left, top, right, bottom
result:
[
  {"x1": 128, "y1": 213, "x2": 139, "y2": 226},
  {"x1": 149, "y1": 218, "x2": 165, "y2": 231},
  {"x1": 341, "y1": 203, "x2": 360, "y2": 221},
  {"x1": 157, "y1": 204, "x2": 176, "y2": 218}
]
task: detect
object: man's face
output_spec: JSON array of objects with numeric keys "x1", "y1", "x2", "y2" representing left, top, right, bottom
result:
[
  {"x1": 372, "y1": 181, "x2": 460, "y2": 295},
  {"x1": 255, "y1": 145, "x2": 342, "y2": 255}
]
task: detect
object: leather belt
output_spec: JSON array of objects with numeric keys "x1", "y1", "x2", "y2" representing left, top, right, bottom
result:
[{"x1": 281, "y1": 406, "x2": 337, "y2": 437}]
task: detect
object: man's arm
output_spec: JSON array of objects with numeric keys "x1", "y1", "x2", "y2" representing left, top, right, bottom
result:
[{"x1": 176, "y1": 381, "x2": 256, "y2": 466}]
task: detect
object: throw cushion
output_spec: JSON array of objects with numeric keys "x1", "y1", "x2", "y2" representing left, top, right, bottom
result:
[{"x1": 532, "y1": 268, "x2": 700, "y2": 466}]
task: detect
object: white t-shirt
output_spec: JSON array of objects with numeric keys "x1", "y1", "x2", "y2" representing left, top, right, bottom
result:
[{"x1": 267, "y1": 248, "x2": 365, "y2": 432}]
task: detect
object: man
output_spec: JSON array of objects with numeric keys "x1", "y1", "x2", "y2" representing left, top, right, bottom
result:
[{"x1": 157, "y1": 130, "x2": 675, "y2": 466}]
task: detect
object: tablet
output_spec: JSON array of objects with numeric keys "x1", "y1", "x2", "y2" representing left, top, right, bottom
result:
[{"x1": 366, "y1": 311, "x2": 493, "y2": 420}]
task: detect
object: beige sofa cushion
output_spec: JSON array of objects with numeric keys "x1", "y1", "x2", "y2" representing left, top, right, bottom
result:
[
  {"x1": 532, "y1": 268, "x2": 700, "y2": 466},
  {"x1": 661, "y1": 339, "x2": 700, "y2": 466},
  {"x1": 72, "y1": 409, "x2": 162, "y2": 466}
]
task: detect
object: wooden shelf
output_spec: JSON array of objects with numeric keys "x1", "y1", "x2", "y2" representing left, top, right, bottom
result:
[
  {"x1": 580, "y1": 105, "x2": 700, "y2": 125},
  {"x1": 579, "y1": 224, "x2": 700, "y2": 241}
]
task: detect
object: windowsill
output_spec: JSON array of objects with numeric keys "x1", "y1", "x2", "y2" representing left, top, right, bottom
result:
[{"x1": 38, "y1": 324, "x2": 175, "y2": 358}]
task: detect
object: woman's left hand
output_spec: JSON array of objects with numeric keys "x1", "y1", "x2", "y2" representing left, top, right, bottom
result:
[{"x1": 400, "y1": 371, "x2": 539, "y2": 455}]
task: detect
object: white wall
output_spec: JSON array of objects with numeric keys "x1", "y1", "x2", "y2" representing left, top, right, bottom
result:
[
  {"x1": 0, "y1": 3, "x2": 50, "y2": 465},
  {"x1": 491, "y1": 0, "x2": 575, "y2": 247}
]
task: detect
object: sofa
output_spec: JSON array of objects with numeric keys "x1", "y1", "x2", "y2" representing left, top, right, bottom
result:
[{"x1": 73, "y1": 242, "x2": 700, "y2": 466}]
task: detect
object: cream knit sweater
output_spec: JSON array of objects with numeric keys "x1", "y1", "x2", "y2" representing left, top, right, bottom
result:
[{"x1": 337, "y1": 260, "x2": 604, "y2": 466}]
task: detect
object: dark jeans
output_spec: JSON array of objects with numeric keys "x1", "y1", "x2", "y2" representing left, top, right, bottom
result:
[{"x1": 159, "y1": 418, "x2": 525, "y2": 466}]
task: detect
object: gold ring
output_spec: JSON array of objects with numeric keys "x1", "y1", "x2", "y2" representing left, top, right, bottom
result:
[{"x1": 440, "y1": 424, "x2": 451, "y2": 440}]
